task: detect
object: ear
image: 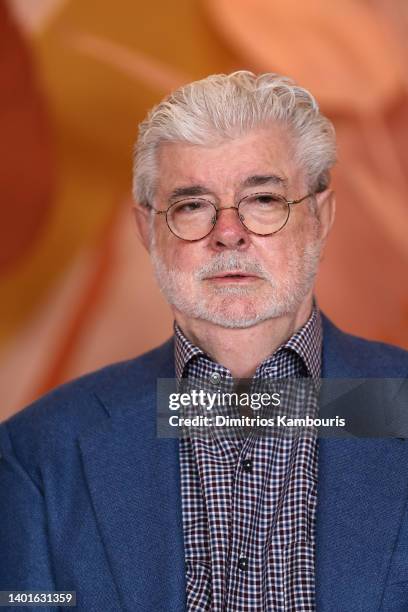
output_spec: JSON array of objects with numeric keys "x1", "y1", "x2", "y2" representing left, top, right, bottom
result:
[
  {"x1": 132, "y1": 203, "x2": 152, "y2": 252},
  {"x1": 314, "y1": 189, "x2": 336, "y2": 242}
]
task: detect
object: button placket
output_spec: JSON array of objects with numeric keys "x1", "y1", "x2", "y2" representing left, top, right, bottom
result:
[{"x1": 224, "y1": 435, "x2": 256, "y2": 601}]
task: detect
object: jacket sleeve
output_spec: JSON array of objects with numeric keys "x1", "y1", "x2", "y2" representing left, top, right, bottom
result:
[{"x1": 0, "y1": 422, "x2": 58, "y2": 611}]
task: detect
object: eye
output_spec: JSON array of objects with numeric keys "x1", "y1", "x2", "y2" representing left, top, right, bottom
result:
[
  {"x1": 253, "y1": 194, "x2": 282, "y2": 205},
  {"x1": 173, "y1": 199, "x2": 208, "y2": 214}
]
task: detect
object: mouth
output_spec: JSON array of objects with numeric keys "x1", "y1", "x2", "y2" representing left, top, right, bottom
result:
[{"x1": 205, "y1": 271, "x2": 262, "y2": 282}]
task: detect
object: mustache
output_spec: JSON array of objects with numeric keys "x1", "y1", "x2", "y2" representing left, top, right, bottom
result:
[{"x1": 195, "y1": 253, "x2": 267, "y2": 279}]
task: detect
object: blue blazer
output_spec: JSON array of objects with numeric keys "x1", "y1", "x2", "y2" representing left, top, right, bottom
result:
[{"x1": 1, "y1": 315, "x2": 408, "y2": 611}]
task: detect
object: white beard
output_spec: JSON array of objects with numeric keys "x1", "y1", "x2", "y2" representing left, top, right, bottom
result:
[{"x1": 150, "y1": 236, "x2": 322, "y2": 329}]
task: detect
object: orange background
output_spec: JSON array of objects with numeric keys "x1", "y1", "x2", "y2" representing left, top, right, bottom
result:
[{"x1": 1, "y1": 0, "x2": 407, "y2": 421}]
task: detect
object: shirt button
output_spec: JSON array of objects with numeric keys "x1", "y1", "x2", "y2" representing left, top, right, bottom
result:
[
  {"x1": 238, "y1": 557, "x2": 248, "y2": 571},
  {"x1": 210, "y1": 371, "x2": 221, "y2": 385},
  {"x1": 241, "y1": 458, "x2": 253, "y2": 473}
]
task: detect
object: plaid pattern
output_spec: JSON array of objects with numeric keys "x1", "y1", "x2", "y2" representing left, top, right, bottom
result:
[{"x1": 176, "y1": 308, "x2": 322, "y2": 611}]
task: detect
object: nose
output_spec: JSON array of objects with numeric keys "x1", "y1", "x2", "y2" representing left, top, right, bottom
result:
[{"x1": 208, "y1": 206, "x2": 250, "y2": 251}]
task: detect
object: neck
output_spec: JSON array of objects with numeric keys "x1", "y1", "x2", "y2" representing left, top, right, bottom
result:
[{"x1": 174, "y1": 295, "x2": 314, "y2": 378}]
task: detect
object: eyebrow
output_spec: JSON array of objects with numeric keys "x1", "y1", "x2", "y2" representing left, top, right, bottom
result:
[
  {"x1": 241, "y1": 174, "x2": 288, "y2": 189},
  {"x1": 168, "y1": 185, "x2": 210, "y2": 201},
  {"x1": 168, "y1": 174, "x2": 288, "y2": 201}
]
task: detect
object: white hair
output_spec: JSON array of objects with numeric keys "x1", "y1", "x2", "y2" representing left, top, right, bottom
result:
[{"x1": 133, "y1": 70, "x2": 336, "y2": 206}]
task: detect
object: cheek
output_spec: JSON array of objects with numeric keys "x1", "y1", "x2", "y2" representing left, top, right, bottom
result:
[
  {"x1": 255, "y1": 234, "x2": 293, "y2": 273},
  {"x1": 151, "y1": 222, "x2": 176, "y2": 257},
  {"x1": 152, "y1": 227, "x2": 203, "y2": 272},
  {"x1": 253, "y1": 227, "x2": 312, "y2": 280},
  {"x1": 173, "y1": 244, "x2": 205, "y2": 273}
]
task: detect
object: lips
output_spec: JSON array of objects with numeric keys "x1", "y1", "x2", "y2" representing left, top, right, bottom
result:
[
  {"x1": 206, "y1": 271, "x2": 261, "y2": 280},
  {"x1": 214, "y1": 274, "x2": 253, "y2": 278}
]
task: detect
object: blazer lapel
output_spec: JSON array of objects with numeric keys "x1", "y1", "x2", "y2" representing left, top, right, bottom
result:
[
  {"x1": 316, "y1": 316, "x2": 408, "y2": 610},
  {"x1": 78, "y1": 342, "x2": 186, "y2": 612}
]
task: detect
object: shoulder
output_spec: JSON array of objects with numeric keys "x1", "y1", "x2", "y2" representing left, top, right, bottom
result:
[
  {"x1": 321, "y1": 314, "x2": 408, "y2": 377},
  {"x1": 0, "y1": 338, "x2": 174, "y2": 477}
]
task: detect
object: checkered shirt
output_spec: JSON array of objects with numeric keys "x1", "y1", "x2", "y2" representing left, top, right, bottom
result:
[{"x1": 175, "y1": 307, "x2": 322, "y2": 612}]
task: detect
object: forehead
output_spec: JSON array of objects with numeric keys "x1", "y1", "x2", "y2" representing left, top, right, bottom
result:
[{"x1": 155, "y1": 125, "x2": 304, "y2": 199}]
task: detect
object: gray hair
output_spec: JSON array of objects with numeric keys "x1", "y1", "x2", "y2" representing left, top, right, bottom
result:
[{"x1": 133, "y1": 70, "x2": 336, "y2": 206}]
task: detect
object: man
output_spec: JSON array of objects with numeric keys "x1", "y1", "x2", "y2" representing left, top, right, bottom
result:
[{"x1": 1, "y1": 71, "x2": 408, "y2": 612}]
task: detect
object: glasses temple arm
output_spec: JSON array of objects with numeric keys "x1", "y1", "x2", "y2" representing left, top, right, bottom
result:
[
  {"x1": 140, "y1": 202, "x2": 166, "y2": 215},
  {"x1": 288, "y1": 192, "x2": 316, "y2": 206}
]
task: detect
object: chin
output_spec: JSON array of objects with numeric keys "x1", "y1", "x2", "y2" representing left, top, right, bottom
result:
[{"x1": 195, "y1": 296, "x2": 294, "y2": 329}]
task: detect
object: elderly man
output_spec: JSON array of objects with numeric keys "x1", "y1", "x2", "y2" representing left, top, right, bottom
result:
[{"x1": 1, "y1": 72, "x2": 408, "y2": 612}]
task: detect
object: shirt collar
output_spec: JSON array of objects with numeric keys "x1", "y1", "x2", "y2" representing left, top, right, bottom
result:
[
  {"x1": 273, "y1": 305, "x2": 322, "y2": 382},
  {"x1": 174, "y1": 322, "x2": 205, "y2": 381},
  {"x1": 174, "y1": 304, "x2": 322, "y2": 382}
]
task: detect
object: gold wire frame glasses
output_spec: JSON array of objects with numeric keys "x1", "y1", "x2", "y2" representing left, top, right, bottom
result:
[{"x1": 144, "y1": 191, "x2": 314, "y2": 242}]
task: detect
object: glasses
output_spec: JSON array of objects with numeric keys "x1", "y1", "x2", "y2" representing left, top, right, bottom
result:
[{"x1": 145, "y1": 191, "x2": 314, "y2": 242}]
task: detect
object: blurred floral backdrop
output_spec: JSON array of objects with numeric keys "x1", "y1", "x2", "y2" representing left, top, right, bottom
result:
[{"x1": 1, "y1": 0, "x2": 407, "y2": 420}]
